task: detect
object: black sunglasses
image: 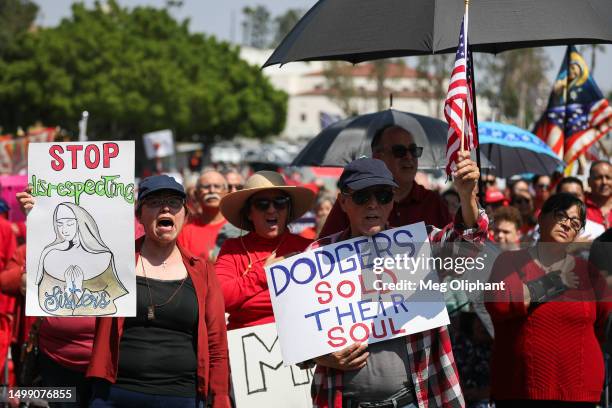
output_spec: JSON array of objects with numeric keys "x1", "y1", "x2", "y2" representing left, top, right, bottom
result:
[
  {"x1": 390, "y1": 144, "x2": 423, "y2": 159},
  {"x1": 344, "y1": 188, "x2": 394, "y2": 206},
  {"x1": 251, "y1": 196, "x2": 291, "y2": 212},
  {"x1": 142, "y1": 197, "x2": 185, "y2": 210}
]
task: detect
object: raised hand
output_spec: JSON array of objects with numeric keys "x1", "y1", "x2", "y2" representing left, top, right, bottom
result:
[{"x1": 453, "y1": 151, "x2": 480, "y2": 198}]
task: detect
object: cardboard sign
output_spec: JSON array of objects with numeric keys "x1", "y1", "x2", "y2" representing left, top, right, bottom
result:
[
  {"x1": 228, "y1": 323, "x2": 313, "y2": 408},
  {"x1": 265, "y1": 222, "x2": 449, "y2": 365},
  {"x1": 143, "y1": 130, "x2": 174, "y2": 159},
  {"x1": 26, "y1": 142, "x2": 136, "y2": 317}
]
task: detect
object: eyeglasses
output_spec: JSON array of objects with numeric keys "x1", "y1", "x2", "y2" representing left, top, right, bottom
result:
[
  {"x1": 553, "y1": 210, "x2": 583, "y2": 231},
  {"x1": 484, "y1": 179, "x2": 496, "y2": 186},
  {"x1": 343, "y1": 188, "x2": 394, "y2": 206},
  {"x1": 197, "y1": 183, "x2": 225, "y2": 191},
  {"x1": 535, "y1": 183, "x2": 550, "y2": 190},
  {"x1": 389, "y1": 144, "x2": 423, "y2": 159},
  {"x1": 251, "y1": 196, "x2": 291, "y2": 212},
  {"x1": 142, "y1": 197, "x2": 185, "y2": 210},
  {"x1": 228, "y1": 184, "x2": 243, "y2": 192}
]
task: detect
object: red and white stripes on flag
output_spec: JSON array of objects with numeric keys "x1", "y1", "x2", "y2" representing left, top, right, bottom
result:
[{"x1": 444, "y1": 13, "x2": 477, "y2": 177}]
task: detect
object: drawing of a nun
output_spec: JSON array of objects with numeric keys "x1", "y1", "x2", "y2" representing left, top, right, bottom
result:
[{"x1": 36, "y1": 202, "x2": 127, "y2": 316}]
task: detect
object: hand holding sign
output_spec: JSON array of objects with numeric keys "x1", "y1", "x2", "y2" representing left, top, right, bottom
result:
[
  {"x1": 313, "y1": 342, "x2": 369, "y2": 371},
  {"x1": 265, "y1": 252, "x2": 299, "y2": 267},
  {"x1": 16, "y1": 189, "x2": 34, "y2": 216}
]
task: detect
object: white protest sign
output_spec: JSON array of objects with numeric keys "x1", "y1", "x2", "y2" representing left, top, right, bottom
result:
[
  {"x1": 26, "y1": 142, "x2": 136, "y2": 317},
  {"x1": 265, "y1": 222, "x2": 449, "y2": 365},
  {"x1": 228, "y1": 323, "x2": 313, "y2": 408},
  {"x1": 143, "y1": 129, "x2": 174, "y2": 159}
]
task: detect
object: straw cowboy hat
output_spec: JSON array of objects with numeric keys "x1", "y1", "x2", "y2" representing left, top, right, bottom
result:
[{"x1": 220, "y1": 171, "x2": 316, "y2": 229}]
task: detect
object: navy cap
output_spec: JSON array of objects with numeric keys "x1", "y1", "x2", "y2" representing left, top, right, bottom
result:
[
  {"x1": 138, "y1": 175, "x2": 186, "y2": 201},
  {"x1": 0, "y1": 199, "x2": 9, "y2": 214},
  {"x1": 338, "y1": 158, "x2": 398, "y2": 191}
]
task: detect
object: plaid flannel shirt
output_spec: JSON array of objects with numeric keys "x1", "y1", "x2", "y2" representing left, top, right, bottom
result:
[{"x1": 309, "y1": 208, "x2": 489, "y2": 408}]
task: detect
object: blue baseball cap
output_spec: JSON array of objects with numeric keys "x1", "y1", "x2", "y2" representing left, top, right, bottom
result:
[
  {"x1": 0, "y1": 199, "x2": 9, "y2": 214},
  {"x1": 338, "y1": 158, "x2": 398, "y2": 191},
  {"x1": 137, "y1": 175, "x2": 186, "y2": 202}
]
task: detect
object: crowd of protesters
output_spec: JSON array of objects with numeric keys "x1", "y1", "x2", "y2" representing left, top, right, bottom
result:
[{"x1": 0, "y1": 127, "x2": 608, "y2": 408}]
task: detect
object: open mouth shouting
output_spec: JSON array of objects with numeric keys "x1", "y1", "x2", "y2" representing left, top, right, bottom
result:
[
  {"x1": 265, "y1": 216, "x2": 280, "y2": 229},
  {"x1": 156, "y1": 215, "x2": 176, "y2": 234}
]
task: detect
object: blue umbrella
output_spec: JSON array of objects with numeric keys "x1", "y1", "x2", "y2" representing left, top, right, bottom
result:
[{"x1": 478, "y1": 121, "x2": 564, "y2": 177}]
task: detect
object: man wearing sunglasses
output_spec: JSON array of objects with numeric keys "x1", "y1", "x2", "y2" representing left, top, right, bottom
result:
[
  {"x1": 320, "y1": 125, "x2": 452, "y2": 238},
  {"x1": 309, "y1": 154, "x2": 487, "y2": 408},
  {"x1": 178, "y1": 170, "x2": 229, "y2": 261}
]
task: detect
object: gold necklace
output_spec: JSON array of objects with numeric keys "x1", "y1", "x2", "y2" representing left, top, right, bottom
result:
[
  {"x1": 139, "y1": 257, "x2": 188, "y2": 320},
  {"x1": 240, "y1": 235, "x2": 286, "y2": 276}
]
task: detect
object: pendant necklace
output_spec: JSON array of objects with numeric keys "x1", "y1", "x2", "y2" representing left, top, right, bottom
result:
[{"x1": 140, "y1": 257, "x2": 187, "y2": 320}]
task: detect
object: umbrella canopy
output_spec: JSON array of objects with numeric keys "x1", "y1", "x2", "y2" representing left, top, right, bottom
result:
[
  {"x1": 478, "y1": 121, "x2": 564, "y2": 178},
  {"x1": 264, "y1": 0, "x2": 612, "y2": 67},
  {"x1": 291, "y1": 109, "x2": 494, "y2": 170}
]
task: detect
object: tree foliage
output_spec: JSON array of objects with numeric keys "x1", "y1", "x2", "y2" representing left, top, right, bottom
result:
[
  {"x1": 242, "y1": 5, "x2": 305, "y2": 49},
  {"x1": 323, "y1": 62, "x2": 359, "y2": 116},
  {"x1": 0, "y1": 0, "x2": 38, "y2": 57},
  {"x1": 272, "y1": 8, "x2": 305, "y2": 47},
  {"x1": 478, "y1": 49, "x2": 551, "y2": 127},
  {"x1": 241, "y1": 5, "x2": 271, "y2": 49},
  {"x1": 0, "y1": 0, "x2": 287, "y2": 141},
  {"x1": 416, "y1": 54, "x2": 453, "y2": 117}
]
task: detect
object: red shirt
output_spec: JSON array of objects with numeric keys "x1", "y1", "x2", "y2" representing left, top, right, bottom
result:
[
  {"x1": 40, "y1": 317, "x2": 96, "y2": 372},
  {"x1": 585, "y1": 193, "x2": 612, "y2": 229},
  {"x1": 319, "y1": 182, "x2": 451, "y2": 237},
  {"x1": 486, "y1": 250, "x2": 612, "y2": 402},
  {"x1": 0, "y1": 217, "x2": 16, "y2": 272},
  {"x1": 178, "y1": 218, "x2": 227, "y2": 261},
  {"x1": 87, "y1": 238, "x2": 230, "y2": 406},
  {"x1": 215, "y1": 231, "x2": 312, "y2": 330}
]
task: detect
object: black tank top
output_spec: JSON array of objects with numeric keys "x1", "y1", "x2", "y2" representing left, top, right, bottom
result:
[{"x1": 116, "y1": 276, "x2": 198, "y2": 397}]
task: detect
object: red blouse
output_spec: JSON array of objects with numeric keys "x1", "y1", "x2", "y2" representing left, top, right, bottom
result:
[
  {"x1": 215, "y1": 231, "x2": 312, "y2": 330},
  {"x1": 486, "y1": 249, "x2": 612, "y2": 402}
]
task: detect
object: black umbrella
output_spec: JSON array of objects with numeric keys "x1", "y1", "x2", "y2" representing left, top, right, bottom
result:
[
  {"x1": 291, "y1": 109, "x2": 494, "y2": 171},
  {"x1": 264, "y1": 0, "x2": 612, "y2": 67}
]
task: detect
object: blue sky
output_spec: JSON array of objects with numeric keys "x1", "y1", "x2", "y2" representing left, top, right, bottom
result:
[{"x1": 34, "y1": 0, "x2": 612, "y2": 92}]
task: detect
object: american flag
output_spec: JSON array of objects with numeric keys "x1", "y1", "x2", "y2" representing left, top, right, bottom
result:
[
  {"x1": 533, "y1": 46, "x2": 612, "y2": 165},
  {"x1": 444, "y1": 15, "x2": 477, "y2": 177}
]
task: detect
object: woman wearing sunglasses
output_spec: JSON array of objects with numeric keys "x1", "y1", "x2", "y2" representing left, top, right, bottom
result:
[
  {"x1": 487, "y1": 192, "x2": 612, "y2": 408},
  {"x1": 215, "y1": 171, "x2": 315, "y2": 330},
  {"x1": 86, "y1": 175, "x2": 230, "y2": 407}
]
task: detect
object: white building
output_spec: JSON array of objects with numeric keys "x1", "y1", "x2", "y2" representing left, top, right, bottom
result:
[{"x1": 241, "y1": 46, "x2": 490, "y2": 140}]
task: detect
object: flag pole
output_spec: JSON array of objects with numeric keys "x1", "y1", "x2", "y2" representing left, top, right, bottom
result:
[
  {"x1": 562, "y1": 46, "x2": 571, "y2": 173},
  {"x1": 468, "y1": 48, "x2": 484, "y2": 206},
  {"x1": 460, "y1": 0, "x2": 469, "y2": 153}
]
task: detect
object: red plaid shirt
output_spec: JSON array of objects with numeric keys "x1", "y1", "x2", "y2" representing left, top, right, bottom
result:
[{"x1": 308, "y1": 209, "x2": 488, "y2": 408}]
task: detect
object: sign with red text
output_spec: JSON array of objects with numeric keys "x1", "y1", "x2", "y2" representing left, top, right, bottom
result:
[
  {"x1": 228, "y1": 323, "x2": 313, "y2": 408},
  {"x1": 26, "y1": 142, "x2": 135, "y2": 317},
  {"x1": 265, "y1": 222, "x2": 449, "y2": 365}
]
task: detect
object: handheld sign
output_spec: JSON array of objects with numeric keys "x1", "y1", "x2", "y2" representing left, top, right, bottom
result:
[
  {"x1": 143, "y1": 130, "x2": 174, "y2": 159},
  {"x1": 228, "y1": 323, "x2": 312, "y2": 408},
  {"x1": 265, "y1": 222, "x2": 449, "y2": 365},
  {"x1": 26, "y1": 142, "x2": 136, "y2": 317}
]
